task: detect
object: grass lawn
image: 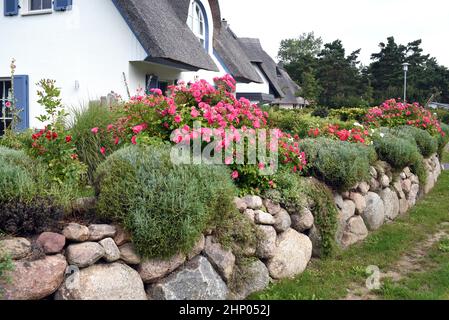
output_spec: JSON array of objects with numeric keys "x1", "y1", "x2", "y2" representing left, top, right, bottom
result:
[{"x1": 251, "y1": 152, "x2": 449, "y2": 300}]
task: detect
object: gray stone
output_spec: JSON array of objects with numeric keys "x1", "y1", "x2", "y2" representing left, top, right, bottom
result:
[
  {"x1": 408, "y1": 184, "x2": 420, "y2": 207},
  {"x1": 254, "y1": 210, "x2": 276, "y2": 225},
  {"x1": 369, "y1": 177, "x2": 381, "y2": 192},
  {"x1": 350, "y1": 193, "x2": 367, "y2": 215},
  {"x1": 56, "y1": 263, "x2": 146, "y2": 300},
  {"x1": 242, "y1": 195, "x2": 263, "y2": 210},
  {"x1": 361, "y1": 192, "x2": 385, "y2": 231},
  {"x1": 230, "y1": 260, "x2": 269, "y2": 300},
  {"x1": 99, "y1": 238, "x2": 120, "y2": 263},
  {"x1": 204, "y1": 237, "x2": 235, "y2": 283},
  {"x1": 403, "y1": 167, "x2": 412, "y2": 177},
  {"x1": 399, "y1": 198, "x2": 409, "y2": 215},
  {"x1": 358, "y1": 182, "x2": 370, "y2": 195},
  {"x1": 410, "y1": 174, "x2": 419, "y2": 185},
  {"x1": 340, "y1": 216, "x2": 369, "y2": 248},
  {"x1": 393, "y1": 180, "x2": 403, "y2": 194},
  {"x1": 147, "y1": 256, "x2": 228, "y2": 300},
  {"x1": 401, "y1": 179, "x2": 412, "y2": 194},
  {"x1": 2, "y1": 254, "x2": 67, "y2": 300},
  {"x1": 380, "y1": 175, "x2": 390, "y2": 188},
  {"x1": 66, "y1": 242, "x2": 105, "y2": 268},
  {"x1": 380, "y1": 188, "x2": 400, "y2": 221},
  {"x1": 119, "y1": 243, "x2": 141, "y2": 265},
  {"x1": 291, "y1": 208, "x2": 314, "y2": 233},
  {"x1": 138, "y1": 253, "x2": 186, "y2": 284},
  {"x1": 114, "y1": 226, "x2": 132, "y2": 246},
  {"x1": 263, "y1": 199, "x2": 281, "y2": 215},
  {"x1": 63, "y1": 223, "x2": 89, "y2": 242},
  {"x1": 424, "y1": 172, "x2": 435, "y2": 194},
  {"x1": 400, "y1": 172, "x2": 407, "y2": 179},
  {"x1": 36, "y1": 232, "x2": 66, "y2": 254},
  {"x1": 273, "y1": 209, "x2": 291, "y2": 233},
  {"x1": 0, "y1": 238, "x2": 31, "y2": 260},
  {"x1": 243, "y1": 209, "x2": 255, "y2": 223},
  {"x1": 266, "y1": 229, "x2": 312, "y2": 279},
  {"x1": 187, "y1": 234, "x2": 205, "y2": 260},
  {"x1": 341, "y1": 191, "x2": 350, "y2": 199},
  {"x1": 308, "y1": 225, "x2": 322, "y2": 258},
  {"x1": 369, "y1": 166, "x2": 378, "y2": 179},
  {"x1": 88, "y1": 224, "x2": 117, "y2": 241},
  {"x1": 234, "y1": 197, "x2": 247, "y2": 213},
  {"x1": 255, "y1": 225, "x2": 276, "y2": 259},
  {"x1": 334, "y1": 194, "x2": 345, "y2": 210}
]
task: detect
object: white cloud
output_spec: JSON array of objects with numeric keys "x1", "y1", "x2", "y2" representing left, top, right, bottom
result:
[{"x1": 220, "y1": 0, "x2": 449, "y2": 67}]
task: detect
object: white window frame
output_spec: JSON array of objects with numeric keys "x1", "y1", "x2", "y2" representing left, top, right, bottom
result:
[
  {"x1": 22, "y1": 0, "x2": 53, "y2": 16},
  {"x1": 187, "y1": 1, "x2": 206, "y2": 48},
  {"x1": 0, "y1": 78, "x2": 13, "y2": 136}
]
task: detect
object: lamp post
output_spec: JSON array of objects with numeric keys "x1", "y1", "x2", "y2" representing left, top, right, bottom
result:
[{"x1": 402, "y1": 63, "x2": 410, "y2": 102}]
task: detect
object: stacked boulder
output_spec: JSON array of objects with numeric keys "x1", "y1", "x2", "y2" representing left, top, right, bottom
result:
[
  {"x1": 334, "y1": 154, "x2": 442, "y2": 249},
  {"x1": 235, "y1": 195, "x2": 313, "y2": 282},
  {"x1": 0, "y1": 154, "x2": 442, "y2": 301}
]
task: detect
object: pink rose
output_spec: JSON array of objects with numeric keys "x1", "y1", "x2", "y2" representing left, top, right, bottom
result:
[
  {"x1": 5, "y1": 101, "x2": 11, "y2": 108},
  {"x1": 231, "y1": 171, "x2": 239, "y2": 180},
  {"x1": 100, "y1": 147, "x2": 106, "y2": 155},
  {"x1": 174, "y1": 115, "x2": 182, "y2": 123},
  {"x1": 91, "y1": 127, "x2": 99, "y2": 134},
  {"x1": 131, "y1": 136, "x2": 137, "y2": 145}
]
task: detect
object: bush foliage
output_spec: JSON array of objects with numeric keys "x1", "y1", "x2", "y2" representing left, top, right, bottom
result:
[
  {"x1": 299, "y1": 138, "x2": 374, "y2": 190},
  {"x1": 95, "y1": 145, "x2": 239, "y2": 258}
]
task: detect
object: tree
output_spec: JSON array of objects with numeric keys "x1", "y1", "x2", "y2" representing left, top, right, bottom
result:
[
  {"x1": 299, "y1": 71, "x2": 322, "y2": 105},
  {"x1": 278, "y1": 32, "x2": 322, "y2": 85}
]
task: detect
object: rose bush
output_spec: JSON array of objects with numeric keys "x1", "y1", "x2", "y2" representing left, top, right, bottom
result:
[{"x1": 93, "y1": 75, "x2": 307, "y2": 192}]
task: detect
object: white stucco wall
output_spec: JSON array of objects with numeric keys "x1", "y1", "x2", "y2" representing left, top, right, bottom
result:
[
  {"x1": 0, "y1": 0, "x2": 270, "y2": 129},
  {"x1": 236, "y1": 63, "x2": 270, "y2": 94},
  {"x1": 0, "y1": 0, "x2": 147, "y2": 128}
]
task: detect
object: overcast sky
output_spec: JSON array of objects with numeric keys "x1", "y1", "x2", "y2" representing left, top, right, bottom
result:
[{"x1": 220, "y1": 0, "x2": 449, "y2": 67}]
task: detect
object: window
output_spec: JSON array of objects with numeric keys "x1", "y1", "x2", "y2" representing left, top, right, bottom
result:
[
  {"x1": 29, "y1": 0, "x2": 52, "y2": 11},
  {"x1": 0, "y1": 79, "x2": 12, "y2": 136},
  {"x1": 187, "y1": 1, "x2": 207, "y2": 48}
]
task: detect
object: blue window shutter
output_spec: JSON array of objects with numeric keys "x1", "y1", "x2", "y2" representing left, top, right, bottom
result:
[
  {"x1": 54, "y1": 0, "x2": 72, "y2": 11},
  {"x1": 13, "y1": 75, "x2": 29, "y2": 131},
  {"x1": 4, "y1": 0, "x2": 19, "y2": 16}
]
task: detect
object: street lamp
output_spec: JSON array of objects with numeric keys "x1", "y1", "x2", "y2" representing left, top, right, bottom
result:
[{"x1": 402, "y1": 63, "x2": 410, "y2": 102}]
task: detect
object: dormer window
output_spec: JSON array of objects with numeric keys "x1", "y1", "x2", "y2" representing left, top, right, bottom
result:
[
  {"x1": 30, "y1": 0, "x2": 52, "y2": 11},
  {"x1": 187, "y1": 1, "x2": 208, "y2": 49}
]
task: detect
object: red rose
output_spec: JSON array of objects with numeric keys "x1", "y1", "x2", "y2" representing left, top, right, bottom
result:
[{"x1": 65, "y1": 135, "x2": 72, "y2": 143}]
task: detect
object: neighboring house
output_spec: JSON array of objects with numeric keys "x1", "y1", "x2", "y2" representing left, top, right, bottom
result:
[
  {"x1": 0, "y1": 0, "x2": 305, "y2": 132},
  {"x1": 428, "y1": 102, "x2": 449, "y2": 110}
]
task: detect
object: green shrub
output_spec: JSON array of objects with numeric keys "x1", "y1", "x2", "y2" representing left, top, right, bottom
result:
[
  {"x1": 393, "y1": 126, "x2": 438, "y2": 158},
  {"x1": 0, "y1": 248, "x2": 14, "y2": 297},
  {"x1": 329, "y1": 107, "x2": 367, "y2": 122},
  {"x1": 373, "y1": 134, "x2": 426, "y2": 183},
  {"x1": 95, "y1": 145, "x2": 239, "y2": 258},
  {"x1": 299, "y1": 138, "x2": 373, "y2": 191},
  {"x1": 0, "y1": 147, "x2": 39, "y2": 202},
  {"x1": 311, "y1": 106, "x2": 329, "y2": 118},
  {"x1": 69, "y1": 102, "x2": 123, "y2": 183},
  {"x1": 437, "y1": 123, "x2": 449, "y2": 158}
]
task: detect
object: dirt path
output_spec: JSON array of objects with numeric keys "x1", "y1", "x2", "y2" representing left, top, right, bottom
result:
[{"x1": 344, "y1": 224, "x2": 449, "y2": 300}]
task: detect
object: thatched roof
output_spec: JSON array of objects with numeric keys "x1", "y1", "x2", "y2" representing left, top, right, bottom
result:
[
  {"x1": 214, "y1": 22, "x2": 263, "y2": 83},
  {"x1": 238, "y1": 38, "x2": 285, "y2": 97},
  {"x1": 239, "y1": 38, "x2": 308, "y2": 105},
  {"x1": 113, "y1": 0, "x2": 219, "y2": 71}
]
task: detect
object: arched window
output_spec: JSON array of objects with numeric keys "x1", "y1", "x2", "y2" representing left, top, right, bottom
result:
[{"x1": 187, "y1": 1, "x2": 208, "y2": 49}]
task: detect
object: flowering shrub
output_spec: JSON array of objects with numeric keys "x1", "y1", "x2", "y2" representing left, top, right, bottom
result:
[
  {"x1": 366, "y1": 99, "x2": 445, "y2": 137},
  {"x1": 308, "y1": 123, "x2": 370, "y2": 144},
  {"x1": 28, "y1": 80, "x2": 86, "y2": 185},
  {"x1": 93, "y1": 75, "x2": 307, "y2": 192}
]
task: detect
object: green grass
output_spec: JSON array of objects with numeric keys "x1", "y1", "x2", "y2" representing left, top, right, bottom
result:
[
  {"x1": 251, "y1": 151, "x2": 449, "y2": 300},
  {"x1": 379, "y1": 236, "x2": 449, "y2": 300}
]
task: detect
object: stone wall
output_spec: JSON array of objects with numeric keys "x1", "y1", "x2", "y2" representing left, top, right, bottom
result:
[{"x1": 0, "y1": 154, "x2": 442, "y2": 300}]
